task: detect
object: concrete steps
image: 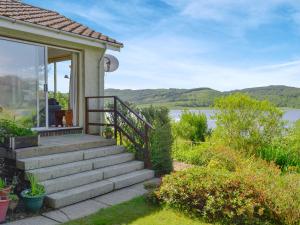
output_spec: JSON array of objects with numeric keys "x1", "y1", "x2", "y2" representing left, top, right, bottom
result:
[
  {"x1": 14, "y1": 134, "x2": 116, "y2": 159},
  {"x1": 26, "y1": 152, "x2": 135, "y2": 182},
  {"x1": 41, "y1": 161, "x2": 144, "y2": 194},
  {"x1": 17, "y1": 136, "x2": 155, "y2": 209},
  {"x1": 46, "y1": 170, "x2": 154, "y2": 208},
  {"x1": 17, "y1": 145, "x2": 126, "y2": 170}
]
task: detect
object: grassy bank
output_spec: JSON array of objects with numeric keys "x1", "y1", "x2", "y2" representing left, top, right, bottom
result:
[{"x1": 63, "y1": 197, "x2": 214, "y2": 225}]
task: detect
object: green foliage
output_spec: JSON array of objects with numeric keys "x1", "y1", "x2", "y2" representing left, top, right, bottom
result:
[
  {"x1": 106, "y1": 103, "x2": 173, "y2": 176},
  {"x1": 105, "y1": 85, "x2": 300, "y2": 109},
  {"x1": 141, "y1": 106, "x2": 173, "y2": 176},
  {"x1": 0, "y1": 119, "x2": 36, "y2": 143},
  {"x1": 25, "y1": 174, "x2": 45, "y2": 197},
  {"x1": 0, "y1": 108, "x2": 36, "y2": 128},
  {"x1": 288, "y1": 119, "x2": 300, "y2": 151},
  {"x1": 257, "y1": 119, "x2": 300, "y2": 171},
  {"x1": 172, "y1": 138, "x2": 210, "y2": 165},
  {"x1": 258, "y1": 139, "x2": 300, "y2": 172},
  {"x1": 0, "y1": 178, "x2": 6, "y2": 189},
  {"x1": 9, "y1": 193, "x2": 19, "y2": 201},
  {"x1": 212, "y1": 93, "x2": 285, "y2": 153},
  {"x1": 156, "y1": 147, "x2": 300, "y2": 225},
  {"x1": 48, "y1": 91, "x2": 69, "y2": 109},
  {"x1": 173, "y1": 111, "x2": 208, "y2": 142}
]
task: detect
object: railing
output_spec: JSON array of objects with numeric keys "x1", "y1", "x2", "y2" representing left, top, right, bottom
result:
[{"x1": 85, "y1": 96, "x2": 153, "y2": 168}]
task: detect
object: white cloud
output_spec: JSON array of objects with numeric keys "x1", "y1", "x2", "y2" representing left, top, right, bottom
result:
[
  {"x1": 52, "y1": 0, "x2": 161, "y2": 34},
  {"x1": 164, "y1": 0, "x2": 300, "y2": 35},
  {"x1": 28, "y1": 0, "x2": 300, "y2": 90},
  {"x1": 106, "y1": 34, "x2": 300, "y2": 91}
]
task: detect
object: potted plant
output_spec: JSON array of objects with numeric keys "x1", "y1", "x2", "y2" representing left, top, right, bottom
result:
[
  {"x1": 0, "y1": 193, "x2": 9, "y2": 223},
  {"x1": 8, "y1": 194, "x2": 19, "y2": 212},
  {"x1": 0, "y1": 119, "x2": 39, "y2": 150},
  {"x1": 104, "y1": 126, "x2": 113, "y2": 139},
  {"x1": 0, "y1": 178, "x2": 11, "y2": 195},
  {"x1": 21, "y1": 174, "x2": 45, "y2": 213}
]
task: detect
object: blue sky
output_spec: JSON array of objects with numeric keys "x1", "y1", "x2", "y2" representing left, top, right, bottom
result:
[{"x1": 26, "y1": 0, "x2": 300, "y2": 91}]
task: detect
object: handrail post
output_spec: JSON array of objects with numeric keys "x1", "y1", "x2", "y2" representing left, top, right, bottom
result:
[
  {"x1": 113, "y1": 97, "x2": 118, "y2": 140},
  {"x1": 144, "y1": 124, "x2": 151, "y2": 169},
  {"x1": 85, "y1": 97, "x2": 89, "y2": 134}
]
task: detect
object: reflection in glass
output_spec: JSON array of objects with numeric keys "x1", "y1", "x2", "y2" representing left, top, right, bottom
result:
[{"x1": 0, "y1": 39, "x2": 46, "y2": 127}]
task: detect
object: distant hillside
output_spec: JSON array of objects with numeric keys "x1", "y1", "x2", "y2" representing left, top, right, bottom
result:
[{"x1": 105, "y1": 85, "x2": 300, "y2": 109}]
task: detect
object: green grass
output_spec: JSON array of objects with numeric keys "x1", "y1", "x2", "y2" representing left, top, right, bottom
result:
[{"x1": 63, "y1": 197, "x2": 213, "y2": 225}]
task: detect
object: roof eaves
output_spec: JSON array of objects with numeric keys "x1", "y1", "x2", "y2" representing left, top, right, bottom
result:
[{"x1": 0, "y1": 15, "x2": 123, "y2": 50}]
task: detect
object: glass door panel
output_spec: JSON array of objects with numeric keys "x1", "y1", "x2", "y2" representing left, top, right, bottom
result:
[{"x1": 0, "y1": 38, "x2": 46, "y2": 127}]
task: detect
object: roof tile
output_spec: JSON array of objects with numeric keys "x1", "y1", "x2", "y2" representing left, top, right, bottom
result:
[{"x1": 0, "y1": 0, "x2": 123, "y2": 47}]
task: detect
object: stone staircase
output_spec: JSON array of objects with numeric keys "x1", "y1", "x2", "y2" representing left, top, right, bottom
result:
[{"x1": 15, "y1": 136, "x2": 154, "y2": 209}]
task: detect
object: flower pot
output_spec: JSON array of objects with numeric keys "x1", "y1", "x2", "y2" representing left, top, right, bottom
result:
[
  {"x1": 65, "y1": 110, "x2": 73, "y2": 127},
  {"x1": 3, "y1": 135, "x2": 39, "y2": 150},
  {"x1": 21, "y1": 189, "x2": 45, "y2": 213},
  {"x1": 8, "y1": 199, "x2": 18, "y2": 211},
  {"x1": 0, "y1": 186, "x2": 12, "y2": 196},
  {"x1": 105, "y1": 132, "x2": 113, "y2": 139},
  {"x1": 0, "y1": 195, "x2": 9, "y2": 223}
]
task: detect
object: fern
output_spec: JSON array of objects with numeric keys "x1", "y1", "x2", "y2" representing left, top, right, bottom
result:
[{"x1": 26, "y1": 174, "x2": 45, "y2": 196}]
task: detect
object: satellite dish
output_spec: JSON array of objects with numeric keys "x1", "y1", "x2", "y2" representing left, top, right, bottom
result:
[{"x1": 104, "y1": 54, "x2": 119, "y2": 72}]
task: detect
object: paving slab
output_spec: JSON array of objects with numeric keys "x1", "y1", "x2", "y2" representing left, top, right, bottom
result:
[
  {"x1": 127, "y1": 178, "x2": 161, "y2": 194},
  {"x1": 46, "y1": 180, "x2": 114, "y2": 208},
  {"x1": 4, "y1": 179, "x2": 158, "y2": 225},
  {"x1": 59, "y1": 200, "x2": 107, "y2": 220},
  {"x1": 93, "y1": 186, "x2": 146, "y2": 206},
  {"x1": 4, "y1": 216, "x2": 58, "y2": 225},
  {"x1": 42, "y1": 210, "x2": 69, "y2": 223}
]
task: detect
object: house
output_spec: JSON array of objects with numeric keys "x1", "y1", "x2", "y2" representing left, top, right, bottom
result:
[
  {"x1": 0, "y1": 0, "x2": 123, "y2": 132},
  {"x1": 0, "y1": 0, "x2": 154, "y2": 210}
]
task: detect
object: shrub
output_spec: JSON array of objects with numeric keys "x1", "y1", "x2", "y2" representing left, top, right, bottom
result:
[
  {"x1": 173, "y1": 111, "x2": 208, "y2": 142},
  {"x1": 106, "y1": 103, "x2": 173, "y2": 175},
  {"x1": 258, "y1": 139, "x2": 300, "y2": 172},
  {"x1": 172, "y1": 138, "x2": 210, "y2": 165},
  {"x1": 141, "y1": 106, "x2": 173, "y2": 176},
  {"x1": 0, "y1": 119, "x2": 36, "y2": 144},
  {"x1": 212, "y1": 93, "x2": 285, "y2": 153},
  {"x1": 156, "y1": 147, "x2": 300, "y2": 225},
  {"x1": 257, "y1": 119, "x2": 300, "y2": 172}
]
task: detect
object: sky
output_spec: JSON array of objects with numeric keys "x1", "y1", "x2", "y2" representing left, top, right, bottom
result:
[{"x1": 26, "y1": 0, "x2": 300, "y2": 91}]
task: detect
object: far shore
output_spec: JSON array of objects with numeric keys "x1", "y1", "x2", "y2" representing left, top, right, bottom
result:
[{"x1": 138, "y1": 104, "x2": 300, "y2": 111}]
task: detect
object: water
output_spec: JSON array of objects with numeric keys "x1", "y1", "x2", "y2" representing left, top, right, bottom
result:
[{"x1": 170, "y1": 109, "x2": 300, "y2": 129}]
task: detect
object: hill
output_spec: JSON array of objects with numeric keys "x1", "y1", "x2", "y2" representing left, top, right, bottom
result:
[{"x1": 105, "y1": 85, "x2": 300, "y2": 109}]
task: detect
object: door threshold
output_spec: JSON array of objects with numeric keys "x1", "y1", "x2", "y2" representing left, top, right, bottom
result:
[
  {"x1": 32, "y1": 127, "x2": 83, "y2": 137},
  {"x1": 32, "y1": 126, "x2": 82, "y2": 132}
]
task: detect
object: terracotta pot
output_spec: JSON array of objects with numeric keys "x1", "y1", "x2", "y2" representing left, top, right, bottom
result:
[
  {"x1": 105, "y1": 131, "x2": 113, "y2": 139},
  {"x1": 8, "y1": 199, "x2": 18, "y2": 211},
  {"x1": 65, "y1": 110, "x2": 73, "y2": 127},
  {"x1": 0, "y1": 186, "x2": 12, "y2": 196},
  {"x1": 0, "y1": 195, "x2": 9, "y2": 223}
]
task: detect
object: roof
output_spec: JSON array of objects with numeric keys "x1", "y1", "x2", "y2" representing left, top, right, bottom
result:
[{"x1": 0, "y1": 0, "x2": 123, "y2": 48}]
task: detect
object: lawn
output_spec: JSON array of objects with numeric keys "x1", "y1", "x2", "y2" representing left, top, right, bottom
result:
[{"x1": 63, "y1": 197, "x2": 214, "y2": 225}]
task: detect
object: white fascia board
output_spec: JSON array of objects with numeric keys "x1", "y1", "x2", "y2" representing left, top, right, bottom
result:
[{"x1": 0, "y1": 16, "x2": 121, "y2": 51}]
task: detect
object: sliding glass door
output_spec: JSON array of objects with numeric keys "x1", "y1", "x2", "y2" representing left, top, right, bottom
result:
[{"x1": 0, "y1": 38, "x2": 46, "y2": 127}]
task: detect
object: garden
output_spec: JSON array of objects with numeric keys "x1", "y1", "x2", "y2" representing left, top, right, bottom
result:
[
  {"x1": 67, "y1": 93, "x2": 299, "y2": 225},
  {"x1": 0, "y1": 117, "x2": 47, "y2": 223},
  {"x1": 0, "y1": 93, "x2": 299, "y2": 225},
  {"x1": 166, "y1": 94, "x2": 300, "y2": 225}
]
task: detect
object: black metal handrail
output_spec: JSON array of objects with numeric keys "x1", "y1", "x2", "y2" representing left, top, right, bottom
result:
[{"x1": 85, "y1": 96, "x2": 153, "y2": 168}]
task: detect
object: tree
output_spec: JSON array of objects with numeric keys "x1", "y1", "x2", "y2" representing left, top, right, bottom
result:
[{"x1": 212, "y1": 93, "x2": 285, "y2": 153}]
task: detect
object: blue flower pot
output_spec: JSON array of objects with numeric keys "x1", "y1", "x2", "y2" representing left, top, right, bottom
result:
[{"x1": 21, "y1": 189, "x2": 45, "y2": 213}]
